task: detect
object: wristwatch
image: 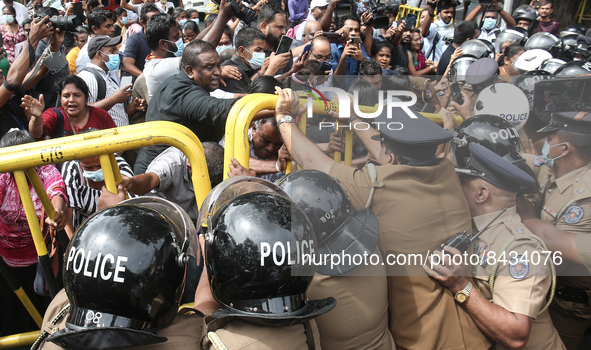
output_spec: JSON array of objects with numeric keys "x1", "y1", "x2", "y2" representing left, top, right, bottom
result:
[
  {"x1": 454, "y1": 282, "x2": 472, "y2": 304},
  {"x1": 277, "y1": 115, "x2": 296, "y2": 128}
]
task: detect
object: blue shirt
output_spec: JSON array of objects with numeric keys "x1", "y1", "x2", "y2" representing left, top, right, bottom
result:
[
  {"x1": 288, "y1": 0, "x2": 309, "y2": 24},
  {"x1": 123, "y1": 29, "x2": 151, "y2": 73},
  {"x1": 330, "y1": 42, "x2": 371, "y2": 76}
]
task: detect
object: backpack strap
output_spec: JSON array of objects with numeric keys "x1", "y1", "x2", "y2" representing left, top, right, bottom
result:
[
  {"x1": 81, "y1": 67, "x2": 106, "y2": 101},
  {"x1": 51, "y1": 108, "x2": 64, "y2": 138}
]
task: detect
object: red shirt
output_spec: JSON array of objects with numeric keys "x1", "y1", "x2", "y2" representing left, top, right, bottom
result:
[
  {"x1": 537, "y1": 20, "x2": 560, "y2": 37},
  {"x1": 42, "y1": 106, "x2": 117, "y2": 138}
]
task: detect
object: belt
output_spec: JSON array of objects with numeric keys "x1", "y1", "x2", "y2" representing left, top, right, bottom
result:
[{"x1": 555, "y1": 284, "x2": 590, "y2": 304}]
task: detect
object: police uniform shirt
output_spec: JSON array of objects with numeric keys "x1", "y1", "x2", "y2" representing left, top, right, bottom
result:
[
  {"x1": 470, "y1": 206, "x2": 565, "y2": 350},
  {"x1": 329, "y1": 159, "x2": 492, "y2": 350},
  {"x1": 38, "y1": 289, "x2": 204, "y2": 350},
  {"x1": 576, "y1": 234, "x2": 591, "y2": 274},
  {"x1": 306, "y1": 248, "x2": 395, "y2": 350},
  {"x1": 524, "y1": 154, "x2": 591, "y2": 290},
  {"x1": 200, "y1": 317, "x2": 322, "y2": 350}
]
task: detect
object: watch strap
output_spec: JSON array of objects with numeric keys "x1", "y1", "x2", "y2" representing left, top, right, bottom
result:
[{"x1": 277, "y1": 115, "x2": 295, "y2": 128}]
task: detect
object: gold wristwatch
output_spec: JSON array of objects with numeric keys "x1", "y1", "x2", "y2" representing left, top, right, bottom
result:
[{"x1": 454, "y1": 282, "x2": 472, "y2": 304}]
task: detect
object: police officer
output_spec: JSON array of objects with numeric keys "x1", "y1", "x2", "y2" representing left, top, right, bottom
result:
[
  {"x1": 34, "y1": 197, "x2": 203, "y2": 350},
  {"x1": 424, "y1": 142, "x2": 564, "y2": 350},
  {"x1": 521, "y1": 112, "x2": 591, "y2": 349},
  {"x1": 273, "y1": 88, "x2": 492, "y2": 349},
  {"x1": 276, "y1": 170, "x2": 395, "y2": 350},
  {"x1": 197, "y1": 185, "x2": 335, "y2": 349}
]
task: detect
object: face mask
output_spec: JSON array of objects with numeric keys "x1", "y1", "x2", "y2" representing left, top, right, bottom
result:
[
  {"x1": 435, "y1": 18, "x2": 452, "y2": 28},
  {"x1": 321, "y1": 60, "x2": 332, "y2": 71},
  {"x1": 83, "y1": 169, "x2": 104, "y2": 182},
  {"x1": 541, "y1": 139, "x2": 568, "y2": 167},
  {"x1": 192, "y1": 18, "x2": 199, "y2": 25},
  {"x1": 121, "y1": 17, "x2": 129, "y2": 25},
  {"x1": 164, "y1": 38, "x2": 184, "y2": 57},
  {"x1": 64, "y1": 2, "x2": 71, "y2": 9},
  {"x1": 482, "y1": 18, "x2": 497, "y2": 30},
  {"x1": 244, "y1": 48, "x2": 265, "y2": 69},
  {"x1": 216, "y1": 45, "x2": 233, "y2": 54},
  {"x1": 4, "y1": 15, "x2": 14, "y2": 24},
  {"x1": 101, "y1": 52, "x2": 120, "y2": 71},
  {"x1": 178, "y1": 18, "x2": 187, "y2": 26}
]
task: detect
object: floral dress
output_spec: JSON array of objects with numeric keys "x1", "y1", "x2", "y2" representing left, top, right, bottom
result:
[{"x1": 0, "y1": 25, "x2": 26, "y2": 64}]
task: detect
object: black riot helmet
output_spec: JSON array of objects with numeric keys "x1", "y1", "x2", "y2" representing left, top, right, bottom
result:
[
  {"x1": 525, "y1": 32, "x2": 562, "y2": 58},
  {"x1": 204, "y1": 191, "x2": 336, "y2": 326},
  {"x1": 512, "y1": 5, "x2": 537, "y2": 32},
  {"x1": 560, "y1": 24, "x2": 587, "y2": 38},
  {"x1": 449, "y1": 56, "x2": 477, "y2": 82},
  {"x1": 539, "y1": 58, "x2": 566, "y2": 74},
  {"x1": 561, "y1": 33, "x2": 580, "y2": 60},
  {"x1": 511, "y1": 70, "x2": 554, "y2": 124},
  {"x1": 555, "y1": 60, "x2": 591, "y2": 77},
  {"x1": 495, "y1": 27, "x2": 528, "y2": 53},
  {"x1": 276, "y1": 170, "x2": 379, "y2": 275},
  {"x1": 459, "y1": 39, "x2": 492, "y2": 59},
  {"x1": 49, "y1": 197, "x2": 198, "y2": 350},
  {"x1": 452, "y1": 115, "x2": 537, "y2": 193}
]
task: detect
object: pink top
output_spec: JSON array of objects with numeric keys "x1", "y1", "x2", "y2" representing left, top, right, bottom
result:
[
  {"x1": 0, "y1": 25, "x2": 26, "y2": 64},
  {"x1": 0, "y1": 165, "x2": 67, "y2": 267}
]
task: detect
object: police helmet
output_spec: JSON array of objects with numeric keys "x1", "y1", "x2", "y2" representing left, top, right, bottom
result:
[
  {"x1": 452, "y1": 115, "x2": 537, "y2": 193},
  {"x1": 561, "y1": 33, "x2": 581, "y2": 60},
  {"x1": 459, "y1": 39, "x2": 492, "y2": 59},
  {"x1": 554, "y1": 60, "x2": 591, "y2": 77},
  {"x1": 473, "y1": 83, "x2": 529, "y2": 130},
  {"x1": 524, "y1": 32, "x2": 562, "y2": 57},
  {"x1": 449, "y1": 56, "x2": 477, "y2": 82},
  {"x1": 204, "y1": 191, "x2": 336, "y2": 326},
  {"x1": 512, "y1": 49, "x2": 552, "y2": 73},
  {"x1": 276, "y1": 170, "x2": 379, "y2": 275},
  {"x1": 560, "y1": 24, "x2": 587, "y2": 38},
  {"x1": 511, "y1": 70, "x2": 554, "y2": 124},
  {"x1": 512, "y1": 5, "x2": 537, "y2": 26},
  {"x1": 49, "y1": 197, "x2": 198, "y2": 349},
  {"x1": 495, "y1": 27, "x2": 528, "y2": 53},
  {"x1": 539, "y1": 58, "x2": 567, "y2": 74}
]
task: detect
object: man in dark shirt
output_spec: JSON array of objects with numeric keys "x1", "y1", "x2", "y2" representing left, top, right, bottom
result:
[
  {"x1": 122, "y1": 3, "x2": 159, "y2": 80},
  {"x1": 221, "y1": 27, "x2": 266, "y2": 94},
  {"x1": 436, "y1": 20, "x2": 478, "y2": 79},
  {"x1": 536, "y1": 1, "x2": 559, "y2": 36},
  {"x1": 134, "y1": 40, "x2": 239, "y2": 174},
  {"x1": 257, "y1": 5, "x2": 292, "y2": 75}
]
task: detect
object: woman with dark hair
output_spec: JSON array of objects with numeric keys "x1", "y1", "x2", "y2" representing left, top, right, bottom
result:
[
  {"x1": 372, "y1": 42, "x2": 396, "y2": 74},
  {"x1": 407, "y1": 29, "x2": 436, "y2": 75},
  {"x1": 173, "y1": 7, "x2": 186, "y2": 27},
  {"x1": 182, "y1": 20, "x2": 199, "y2": 43},
  {"x1": 497, "y1": 43, "x2": 525, "y2": 78},
  {"x1": 112, "y1": 7, "x2": 129, "y2": 38},
  {"x1": 25, "y1": 75, "x2": 116, "y2": 139},
  {"x1": 0, "y1": 5, "x2": 25, "y2": 64},
  {"x1": 248, "y1": 76, "x2": 282, "y2": 94}
]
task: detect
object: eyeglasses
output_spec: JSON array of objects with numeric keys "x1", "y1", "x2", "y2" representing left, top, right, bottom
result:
[{"x1": 311, "y1": 52, "x2": 332, "y2": 61}]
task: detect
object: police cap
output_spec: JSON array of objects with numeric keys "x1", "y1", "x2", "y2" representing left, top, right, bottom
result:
[
  {"x1": 537, "y1": 112, "x2": 591, "y2": 134},
  {"x1": 465, "y1": 58, "x2": 498, "y2": 86},
  {"x1": 461, "y1": 143, "x2": 536, "y2": 193},
  {"x1": 370, "y1": 106, "x2": 453, "y2": 160}
]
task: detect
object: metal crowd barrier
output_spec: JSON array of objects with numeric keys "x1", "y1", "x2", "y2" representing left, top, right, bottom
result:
[
  {"x1": 396, "y1": 4, "x2": 423, "y2": 28},
  {"x1": 0, "y1": 121, "x2": 212, "y2": 349},
  {"x1": 223, "y1": 94, "x2": 462, "y2": 178}
]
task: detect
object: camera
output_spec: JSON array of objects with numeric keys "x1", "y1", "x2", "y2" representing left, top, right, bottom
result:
[
  {"x1": 36, "y1": 14, "x2": 86, "y2": 32},
  {"x1": 211, "y1": 0, "x2": 257, "y2": 25},
  {"x1": 366, "y1": 0, "x2": 392, "y2": 29}
]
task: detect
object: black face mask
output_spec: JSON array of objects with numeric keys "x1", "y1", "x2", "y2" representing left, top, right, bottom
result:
[{"x1": 34, "y1": 4, "x2": 42, "y2": 11}]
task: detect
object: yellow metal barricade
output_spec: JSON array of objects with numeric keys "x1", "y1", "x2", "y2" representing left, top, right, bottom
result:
[
  {"x1": 0, "y1": 121, "x2": 212, "y2": 349},
  {"x1": 396, "y1": 4, "x2": 423, "y2": 28},
  {"x1": 227, "y1": 94, "x2": 462, "y2": 172},
  {"x1": 0, "y1": 331, "x2": 40, "y2": 349}
]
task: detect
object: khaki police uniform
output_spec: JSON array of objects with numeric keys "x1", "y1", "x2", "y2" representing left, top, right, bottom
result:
[
  {"x1": 306, "y1": 248, "x2": 395, "y2": 350},
  {"x1": 470, "y1": 207, "x2": 565, "y2": 350},
  {"x1": 576, "y1": 234, "x2": 591, "y2": 274},
  {"x1": 329, "y1": 159, "x2": 492, "y2": 350},
  {"x1": 524, "y1": 154, "x2": 591, "y2": 349},
  {"x1": 36, "y1": 289, "x2": 203, "y2": 350},
  {"x1": 199, "y1": 316, "x2": 322, "y2": 350}
]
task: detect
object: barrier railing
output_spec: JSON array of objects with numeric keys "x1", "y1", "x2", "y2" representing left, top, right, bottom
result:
[
  {"x1": 0, "y1": 121, "x2": 212, "y2": 349},
  {"x1": 224, "y1": 94, "x2": 461, "y2": 177}
]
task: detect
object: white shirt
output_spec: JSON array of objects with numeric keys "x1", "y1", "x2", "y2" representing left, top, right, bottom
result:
[
  {"x1": 78, "y1": 62, "x2": 129, "y2": 127},
  {"x1": 0, "y1": 1, "x2": 29, "y2": 25},
  {"x1": 143, "y1": 57, "x2": 181, "y2": 97},
  {"x1": 76, "y1": 36, "x2": 120, "y2": 83},
  {"x1": 421, "y1": 21, "x2": 453, "y2": 62},
  {"x1": 156, "y1": 2, "x2": 174, "y2": 13},
  {"x1": 478, "y1": 27, "x2": 500, "y2": 45}
]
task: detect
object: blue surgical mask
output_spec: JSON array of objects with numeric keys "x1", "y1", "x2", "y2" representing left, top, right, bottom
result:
[
  {"x1": 83, "y1": 168, "x2": 104, "y2": 182},
  {"x1": 482, "y1": 18, "x2": 497, "y2": 30},
  {"x1": 165, "y1": 38, "x2": 184, "y2": 57},
  {"x1": 192, "y1": 18, "x2": 199, "y2": 25},
  {"x1": 101, "y1": 51, "x2": 120, "y2": 71},
  {"x1": 245, "y1": 48, "x2": 265, "y2": 69},
  {"x1": 178, "y1": 18, "x2": 187, "y2": 26},
  {"x1": 121, "y1": 17, "x2": 129, "y2": 25},
  {"x1": 216, "y1": 45, "x2": 233, "y2": 54},
  {"x1": 4, "y1": 15, "x2": 14, "y2": 24},
  {"x1": 541, "y1": 139, "x2": 568, "y2": 167}
]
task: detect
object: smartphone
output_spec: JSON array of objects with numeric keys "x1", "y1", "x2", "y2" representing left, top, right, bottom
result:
[
  {"x1": 301, "y1": 44, "x2": 311, "y2": 57},
  {"x1": 450, "y1": 82, "x2": 464, "y2": 105},
  {"x1": 405, "y1": 13, "x2": 417, "y2": 30},
  {"x1": 121, "y1": 76, "x2": 133, "y2": 88},
  {"x1": 323, "y1": 32, "x2": 340, "y2": 44},
  {"x1": 478, "y1": 0, "x2": 493, "y2": 5},
  {"x1": 276, "y1": 35, "x2": 293, "y2": 55},
  {"x1": 73, "y1": 2, "x2": 83, "y2": 16},
  {"x1": 350, "y1": 36, "x2": 360, "y2": 46}
]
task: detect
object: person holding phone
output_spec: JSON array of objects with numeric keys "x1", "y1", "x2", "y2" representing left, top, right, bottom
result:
[
  {"x1": 330, "y1": 14, "x2": 370, "y2": 76},
  {"x1": 465, "y1": 0, "x2": 515, "y2": 43},
  {"x1": 407, "y1": 28, "x2": 436, "y2": 75},
  {"x1": 420, "y1": 0, "x2": 456, "y2": 62}
]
